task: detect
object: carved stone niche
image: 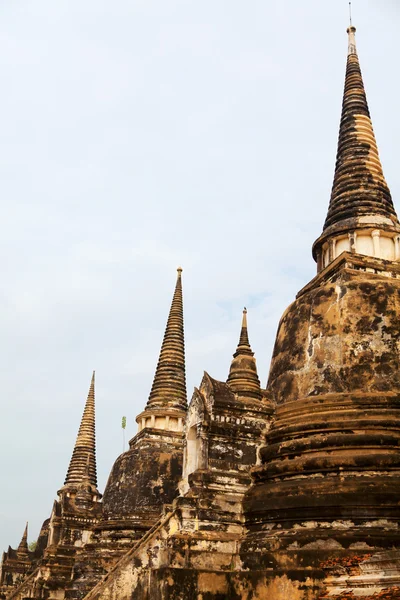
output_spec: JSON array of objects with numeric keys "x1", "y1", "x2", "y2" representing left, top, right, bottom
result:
[{"x1": 179, "y1": 386, "x2": 211, "y2": 495}]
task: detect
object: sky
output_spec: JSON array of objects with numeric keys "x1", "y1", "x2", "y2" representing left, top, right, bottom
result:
[{"x1": 0, "y1": 0, "x2": 399, "y2": 552}]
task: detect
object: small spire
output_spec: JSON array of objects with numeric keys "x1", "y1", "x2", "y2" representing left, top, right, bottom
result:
[
  {"x1": 146, "y1": 268, "x2": 187, "y2": 412},
  {"x1": 237, "y1": 307, "x2": 251, "y2": 350},
  {"x1": 64, "y1": 372, "x2": 98, "y2": 490},
  {"x1": 17, "y1": 523, "x2": 28, "y2": 555},
  {"x1": 227, "y1": 308, "x2": 261, "y2": 399}
]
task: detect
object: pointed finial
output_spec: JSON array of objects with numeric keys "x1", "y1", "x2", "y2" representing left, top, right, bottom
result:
[
  {"x1": 347, "y1": 4, "x2": 357, "y2": 55},
  {"x1": 89, "y1": 370, "x2": 95, "y2": 396},
  {"x1": 177, "y1": 266, "x2": 183, "y2": 276}
]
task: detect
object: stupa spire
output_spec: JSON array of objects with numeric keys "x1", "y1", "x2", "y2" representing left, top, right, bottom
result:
[
  {"x1": 313, "y1": 24, "x2": 400, "y2": 270},
  {"x1": 146, "y1": 268, "x2": 187, "y2": 412},
  {"x1": 237, "y1": 307, "x2": 251, "y2": 351},
  {"x1": 17, "y1": 523, "x2": 28, "y2": 555},
  {"x1": 227, "y1": 308, "x2": 261, "y2": 399},
  {"x1": 64, "y1": 372, "x2": 98, "y2": 489},
  {"x1": 324, "y1": 24, "x2": 397, "y2": 230}
]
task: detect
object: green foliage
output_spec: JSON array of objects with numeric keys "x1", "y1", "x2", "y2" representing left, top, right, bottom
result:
[
  {"x1": 28, "y1": 541, "x2": 37, "y2": 552},
  {"x1": 121, "y1": 416, "x2": 127, "y2": 430}
]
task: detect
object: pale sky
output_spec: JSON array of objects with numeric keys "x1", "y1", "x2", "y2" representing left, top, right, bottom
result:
[{"x1": 1, "y1": 0, "x2": 399, "y2": 551}]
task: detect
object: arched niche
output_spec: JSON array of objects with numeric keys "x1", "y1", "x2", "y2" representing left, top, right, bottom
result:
[
  {"x1": 180, "y1": 389, "x2": 210, "y2": 495},
  {"x1": 186, "y1": 424, "x2": 201, "y2": 477}
]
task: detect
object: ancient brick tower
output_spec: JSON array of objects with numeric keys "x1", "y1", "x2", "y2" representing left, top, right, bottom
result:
[
  {"x1": 39, "y1": 373, "x2": 102, "y2": 595},
  {"x1": 100, "y1": 267, "x2": 187, "y2": 527},
  {"x1": 48, "y1": 371, "x2": 102, "y2": 543},
  {"x1": 242, "y1": 23, "x2": 400, "y2": 597},
  {"x1": 65, "y1": 268, "x2": 189, "y2": 599}
]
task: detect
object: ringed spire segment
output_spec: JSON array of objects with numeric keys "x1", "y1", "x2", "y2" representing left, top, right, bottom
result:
[
  {"x1": 236, "y1": 307, "x2": 252, "y2": 352},
  {"x1": 324, "y1": 24, "x2": 396, "y2": 231},
  {"x1": 64, "y1": 371, "x2": 98, "y2": 490},
  {"x1": 313, "y1": 24, "x2": 400, "y2": 269},
  {"x1": 146, "y1": 268, "x2": 187, "y2": 413}
]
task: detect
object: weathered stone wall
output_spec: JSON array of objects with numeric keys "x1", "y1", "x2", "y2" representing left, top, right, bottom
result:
[
  {"x1": 102, "y1": 430, "x2": 183, "y2": 521},
  {"x1": 241, "y1": 256, "x2": 400, "y2": 597},
  {"x1": 268, "y1": 256, "x2": 400, "y2": 404},
  {"x1": 116, "y1": 568, "x2": 323, "y2": 600}
]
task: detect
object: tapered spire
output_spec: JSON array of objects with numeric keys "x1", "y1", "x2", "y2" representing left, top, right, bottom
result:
[
  {"x1": 324, "y1": 26, "x2": 398, "y2": 231},
  {"x1": 64, "y1": 372, "x2": 98, "y2": 489},
  {"x1": 227, "y1": 308, "x2": 261, "y2": 400},
  {"x1": 17, "y1": 523, "x2": 28, "y2": 555},
  {"x1": 146, "y1": 268, "x2": 187, "y2": 412},
  {"x1": 236, "y1": 307, "x2": 251, "y2": 350},
  {"x1": 313, "y1": 25, "x2": 400, "y2": 269}
]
